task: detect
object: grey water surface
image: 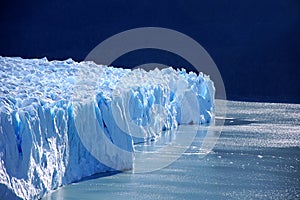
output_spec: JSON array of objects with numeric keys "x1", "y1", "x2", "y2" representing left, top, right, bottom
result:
[{"x1": 44, "y1": 100, "x2": 300, "y2": 199}]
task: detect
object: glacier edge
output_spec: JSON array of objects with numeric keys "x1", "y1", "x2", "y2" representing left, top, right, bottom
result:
[{"x1": 0, "y1": 56, "x2": 215, "y2": 199}]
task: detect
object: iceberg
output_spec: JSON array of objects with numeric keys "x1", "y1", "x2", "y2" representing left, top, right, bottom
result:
[{"x1": 0, "y1": 56, "x2": 215, "y2": 199}]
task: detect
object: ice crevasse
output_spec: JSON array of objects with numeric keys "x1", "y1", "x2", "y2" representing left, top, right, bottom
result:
[{"x1": 0, "y1": 56, "x2": 215, "y2": 199}]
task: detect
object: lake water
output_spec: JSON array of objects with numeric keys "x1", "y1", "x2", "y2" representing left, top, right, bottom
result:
[{"x1": 43, "y1": 100, "x2": 300, "y2": 199}]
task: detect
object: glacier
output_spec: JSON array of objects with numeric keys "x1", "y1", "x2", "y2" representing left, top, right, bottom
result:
[{"x1": 0, "y1": 56, "x2": 215, "y2": 199}]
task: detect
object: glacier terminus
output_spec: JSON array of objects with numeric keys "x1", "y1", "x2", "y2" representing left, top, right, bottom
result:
[{"x1": 0, "y1": 56, "x2": 215, "y2": 199}]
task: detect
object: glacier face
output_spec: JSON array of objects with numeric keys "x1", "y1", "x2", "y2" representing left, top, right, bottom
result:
[{"x1": 0, "y1": 56, "x2": 215, "y2": 199}]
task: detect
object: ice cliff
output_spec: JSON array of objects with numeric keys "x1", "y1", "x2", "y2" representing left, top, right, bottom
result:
[{"x1": 0, "y1": 56, "x2": 215, "y2": 199}]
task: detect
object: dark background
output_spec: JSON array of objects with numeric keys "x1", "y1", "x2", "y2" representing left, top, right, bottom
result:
[{"x1": 1, "y1": 0, "x2": 299, "y2": 103}]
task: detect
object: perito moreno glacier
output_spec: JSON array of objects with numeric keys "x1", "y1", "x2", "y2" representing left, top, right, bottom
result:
[{"x1": 0, "y1": 56, "x2": 215, "y2": 199}]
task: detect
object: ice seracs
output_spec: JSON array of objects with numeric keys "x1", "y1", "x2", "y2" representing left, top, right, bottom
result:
[{"x1": 0, "y1": 56, "x2": 215, "y2": 199}]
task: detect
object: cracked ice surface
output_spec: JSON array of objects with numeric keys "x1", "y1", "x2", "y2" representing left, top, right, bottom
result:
[{"x1": 0, "y1": 56, "x2": 215, "y2": 199}]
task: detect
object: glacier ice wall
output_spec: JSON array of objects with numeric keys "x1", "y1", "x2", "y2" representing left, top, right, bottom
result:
[{"x1": 0, "y1": 56, "x2": 215, "y2": 199}]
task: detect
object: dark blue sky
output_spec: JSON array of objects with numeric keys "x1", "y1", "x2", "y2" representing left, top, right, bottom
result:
[{"x1": 1, "y1": 0, "x2": 299, "y2": 103}]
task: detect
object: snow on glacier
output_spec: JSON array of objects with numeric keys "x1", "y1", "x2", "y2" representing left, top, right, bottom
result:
[{"x1": 0, "y1": 56, "x2": 215, "y2": 199}]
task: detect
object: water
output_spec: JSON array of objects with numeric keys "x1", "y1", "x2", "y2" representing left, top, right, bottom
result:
[{"x1": 43, "y1": 100, "x2": 300, "y2": 199}]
